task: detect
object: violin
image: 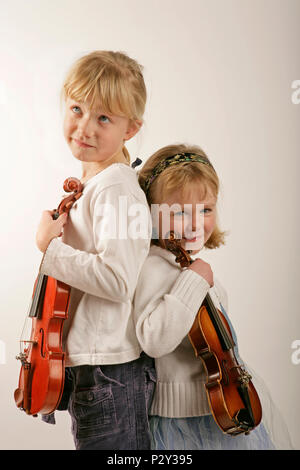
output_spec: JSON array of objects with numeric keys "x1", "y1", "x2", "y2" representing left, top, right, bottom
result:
[
  {"x1": 163, "y1": 232, "x2": 262, "y2": 436},
  {"x1": 14, "y1": 177, "x2": 83, "y2": 417}
]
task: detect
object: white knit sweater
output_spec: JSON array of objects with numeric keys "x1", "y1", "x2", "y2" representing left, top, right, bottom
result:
[
  {"x1": 40, "y1": 163, "x2": 151, "y2": 367},
  {"x1": 134, "y1": 244, "x2": 228, "y2": 418}
]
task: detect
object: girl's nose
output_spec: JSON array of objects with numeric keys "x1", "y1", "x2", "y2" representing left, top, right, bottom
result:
[
  {"x1": 187, "y1": 211, "x2": 201, "y2": 234},
  {"x1": 189, "y1": 212, "x2": 197, "y2": 232},
  {"x1": 77, "y1": 116, "x2": 95, "y2": 138}
]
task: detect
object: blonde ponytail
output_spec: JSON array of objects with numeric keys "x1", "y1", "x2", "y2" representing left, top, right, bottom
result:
[{"x1": 122, "y1": 145, "x2": 131, "y2": 164}]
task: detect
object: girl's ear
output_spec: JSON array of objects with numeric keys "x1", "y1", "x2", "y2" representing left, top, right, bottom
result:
[{"x1": 124, "y1": 119, "x2": 143, "y2": 141}]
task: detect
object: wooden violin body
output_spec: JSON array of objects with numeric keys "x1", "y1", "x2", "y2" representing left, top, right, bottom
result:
[
  {"x1": 14, "y1": 278, "x2": 71, "y2": 415},
  {"x1": 164, "y1": 231, "x2": 262, "y2": 436},
  {"x1": 14, "y1": 177, "x2": 83, "y2": 416},
  {"x1": 189, "y1": 301, "x2": 262, "y2": 435}
]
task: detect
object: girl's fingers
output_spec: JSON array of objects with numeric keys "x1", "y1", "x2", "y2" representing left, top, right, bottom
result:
[{"x1": 58, "y1": 213, "x2": 68, "y2": 227}]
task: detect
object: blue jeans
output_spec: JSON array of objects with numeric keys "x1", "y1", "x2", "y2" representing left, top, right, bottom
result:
[{"x1": 65, "y1": 353, "x2": 156, "y2": 450}]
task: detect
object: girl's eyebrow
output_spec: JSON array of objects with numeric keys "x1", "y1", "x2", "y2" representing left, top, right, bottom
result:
[
  {"x1": 89, "y1": 101, "x2": 113, "y2": 117},
  {"x1": 93, "y1": 108, "x2": 114, "y2": 119},
  {"x1": 200, "y1": 196, "x2": 217, "y2": 204},
  {"x1": 181, "y1": 200, "x2": 216, "y2": 206},
  {"x1": 69, "y1": 101, "x2": 80, "y2": 108},
  {"x1": 203, "y1": 201, "x2": 216, "y2": 206},
  {"x1": 68, "y1": 98, "x2": 80, "y2": 105}
]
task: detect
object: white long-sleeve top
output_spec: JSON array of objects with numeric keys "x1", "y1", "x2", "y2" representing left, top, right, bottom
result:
[
  {"x1": 40, "y1": 163, "x2": 151, "y2": 366},
  {"x1": 134, "y1": 244, "x2": 228, "y2": 418}
]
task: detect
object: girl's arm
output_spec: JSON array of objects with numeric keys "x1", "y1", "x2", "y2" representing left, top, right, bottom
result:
[
  {"x1": 38, "y1": 188, "x2": 151, "y2": 303},
  {"x1": 134, "y1": 257, "x2": 210, "y2": 358}
]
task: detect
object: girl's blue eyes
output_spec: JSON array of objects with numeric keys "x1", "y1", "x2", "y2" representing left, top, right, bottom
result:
[
  {"x1": 99, "y1": 115, "x2": 110, "y2": 123},
  {"x1": 174, "y1": 211, "x2": 185, "y2": 216},
  {"x1": 71, "y1": 107, "x2": 110, "y2": 123},
  {"x1": 174, "y1": 209, "x2": 212, "y2": 216}
]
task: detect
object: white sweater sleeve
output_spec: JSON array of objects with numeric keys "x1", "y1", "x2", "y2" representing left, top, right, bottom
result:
[
  {"x1": 40, "y1": 188, "x2": 151, "y2": 302},
  {"x1": 134, "y1": 258, "x2": 210, "y2": 358}
]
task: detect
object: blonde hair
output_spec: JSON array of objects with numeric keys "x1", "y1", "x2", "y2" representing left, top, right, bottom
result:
[
  {"x1": 61, "y1": 50, "x2": 147, "y2": 164},
  {"x1": 138, "y1": 143, "x2": 227, "y2": 249}
]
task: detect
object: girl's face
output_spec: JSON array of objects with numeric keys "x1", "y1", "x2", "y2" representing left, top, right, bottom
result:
[
  {"x1": 156, "y1": 182, "x2": 217, "y2": 255},
  {"x1": 63, "y1": 97, "x2": 141, "y2": 164}
]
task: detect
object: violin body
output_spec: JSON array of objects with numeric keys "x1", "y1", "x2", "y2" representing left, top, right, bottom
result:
[
  {"x1": 14, "y1": 277, "x2": 70, "y2": 415},
  {"x1": 189, "y1": 304, "x2": 262, "y2": 435},
  {"x1": 14, "y1": 177, "x2": 83, "y2": 417}
]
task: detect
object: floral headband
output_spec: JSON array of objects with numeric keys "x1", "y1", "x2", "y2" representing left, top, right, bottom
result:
[{"x1": 141, "y1": 152, "x2": 214, "y2": 196}]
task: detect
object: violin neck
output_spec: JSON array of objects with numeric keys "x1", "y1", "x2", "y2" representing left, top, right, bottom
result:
[
  {"x1": 203, "y1": 293, "x2": 235, "y2": 351},
  {"x1": 28, "y1": 273, "x2": 48, "y2": 319}
]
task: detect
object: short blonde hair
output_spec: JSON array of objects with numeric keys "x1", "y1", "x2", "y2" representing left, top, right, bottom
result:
[
  {"x1": 62, "y1": 50, "x2": 147, "y2": 163},
  {"x1": 138, "y1": 143, "x2": 227, "y2": 249}
]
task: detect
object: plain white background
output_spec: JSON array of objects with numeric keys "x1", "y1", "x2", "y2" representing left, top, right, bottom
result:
[{"x1": 0, "y1": 0, "x2": 299, "y2": 450}]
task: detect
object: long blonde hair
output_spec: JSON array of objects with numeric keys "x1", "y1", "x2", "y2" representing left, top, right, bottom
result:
[
  {"x1": 61, "y1": 50, "x2": 147, "y2": 163},
  {"x1": 138, "y1": 143, "x2": 227, "y2": 249}
]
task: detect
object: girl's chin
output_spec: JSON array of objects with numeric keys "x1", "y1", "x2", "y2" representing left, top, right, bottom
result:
[{"x1": 182, "y1": 239, "x2": 204, "y2": 253}]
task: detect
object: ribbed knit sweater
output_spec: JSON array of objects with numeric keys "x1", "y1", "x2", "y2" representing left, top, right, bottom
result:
[{"x1": 134, "y1": 244, "x2": 228, "y2": 418}]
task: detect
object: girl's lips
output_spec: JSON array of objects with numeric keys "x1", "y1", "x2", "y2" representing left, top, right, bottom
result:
[
  {"x1": 74, "y1": 138, "x2": 94, "y2": 148},
  {"x1": 183, "y1": 236, "x2": 201, "y2": 242}
]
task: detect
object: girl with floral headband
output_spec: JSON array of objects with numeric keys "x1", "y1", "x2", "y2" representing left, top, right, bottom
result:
[
  {"x1": 134, "y1": 143, "x2": 291, "y2": 450},
  {"x1": 34, "y1": 50, "x2": 154, "y2": 450}
]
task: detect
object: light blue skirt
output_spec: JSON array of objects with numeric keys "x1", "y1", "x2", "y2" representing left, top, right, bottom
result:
[{"x1": 149, "y1": 415, "x2": 275, "y2": 450}]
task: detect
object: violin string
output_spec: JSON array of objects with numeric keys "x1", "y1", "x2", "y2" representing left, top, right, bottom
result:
[{"x1": 205, "y1": 294, "x2": 235, "y2": 350}]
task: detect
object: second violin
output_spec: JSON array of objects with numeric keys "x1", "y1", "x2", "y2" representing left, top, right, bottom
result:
[{"x1": 164, "y1": 232, "x2": 262, "y2": 436}]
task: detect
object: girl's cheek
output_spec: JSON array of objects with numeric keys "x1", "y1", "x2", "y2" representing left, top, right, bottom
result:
[
  {"x1": 205, "y1": 216, "x2": 216, "y2": 237},
  {"x1": 63, "y1": 116, "x2": 71, "y2": 135}
]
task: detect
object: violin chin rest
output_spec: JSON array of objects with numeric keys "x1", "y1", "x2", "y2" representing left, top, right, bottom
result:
[
  {"x1": 14, "y1": 388, "x2": 24, "y2": 408},
  {"x1": 235, "y1": 408, "x2": 254, "y2": 428}
]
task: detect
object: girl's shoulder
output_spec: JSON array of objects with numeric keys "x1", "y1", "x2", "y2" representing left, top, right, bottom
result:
[
  {"x1": 85, "y1": 163, "x2": 148, "y2": 204},
  {"x1": 137, "y1": 245, "x2": 180, "y2": 287},
  {"x1": 148, "y1": 244, "x2": 182, "y2": 269}
]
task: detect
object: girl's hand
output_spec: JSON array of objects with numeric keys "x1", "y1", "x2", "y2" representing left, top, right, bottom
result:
[
  {"x1": 36, "y1": 210, "x2": 68, "y2": 253},
  {"x1": 187, "y1": 258, "x2": 214, "y2": 287}
]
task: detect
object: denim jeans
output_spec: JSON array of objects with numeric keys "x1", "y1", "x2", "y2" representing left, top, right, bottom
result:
[{"x1": 64, "y1": 353, "x2": 156, "y2": 450}]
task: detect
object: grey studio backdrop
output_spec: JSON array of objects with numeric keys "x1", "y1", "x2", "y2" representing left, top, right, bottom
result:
[{"x1": 0, "y1": 0, "x2": 299, "y2": 450}]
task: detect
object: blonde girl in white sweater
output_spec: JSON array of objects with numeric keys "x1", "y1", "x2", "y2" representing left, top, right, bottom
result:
[
  {"x1": 135, "y1": 143, "x2": 278, "y2": 450},
  {"x1": 35, "y1": 51, "x2": 154, "y2": 450}
]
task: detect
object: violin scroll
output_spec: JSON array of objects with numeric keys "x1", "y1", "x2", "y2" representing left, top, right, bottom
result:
[
  {"x1": 161, "y1": 231, "x2": 192, "y2": 268},
  {"x1": 53, "y1": 177, "x2": 83, "y2": 220},
  {"x1": 63, "y1": 177, "x2": 83, "y2": 194}
]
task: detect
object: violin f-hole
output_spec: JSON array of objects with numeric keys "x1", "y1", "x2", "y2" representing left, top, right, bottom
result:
[{"x1": 39, "y1": 328, "x2": 46, "y2": 358}]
